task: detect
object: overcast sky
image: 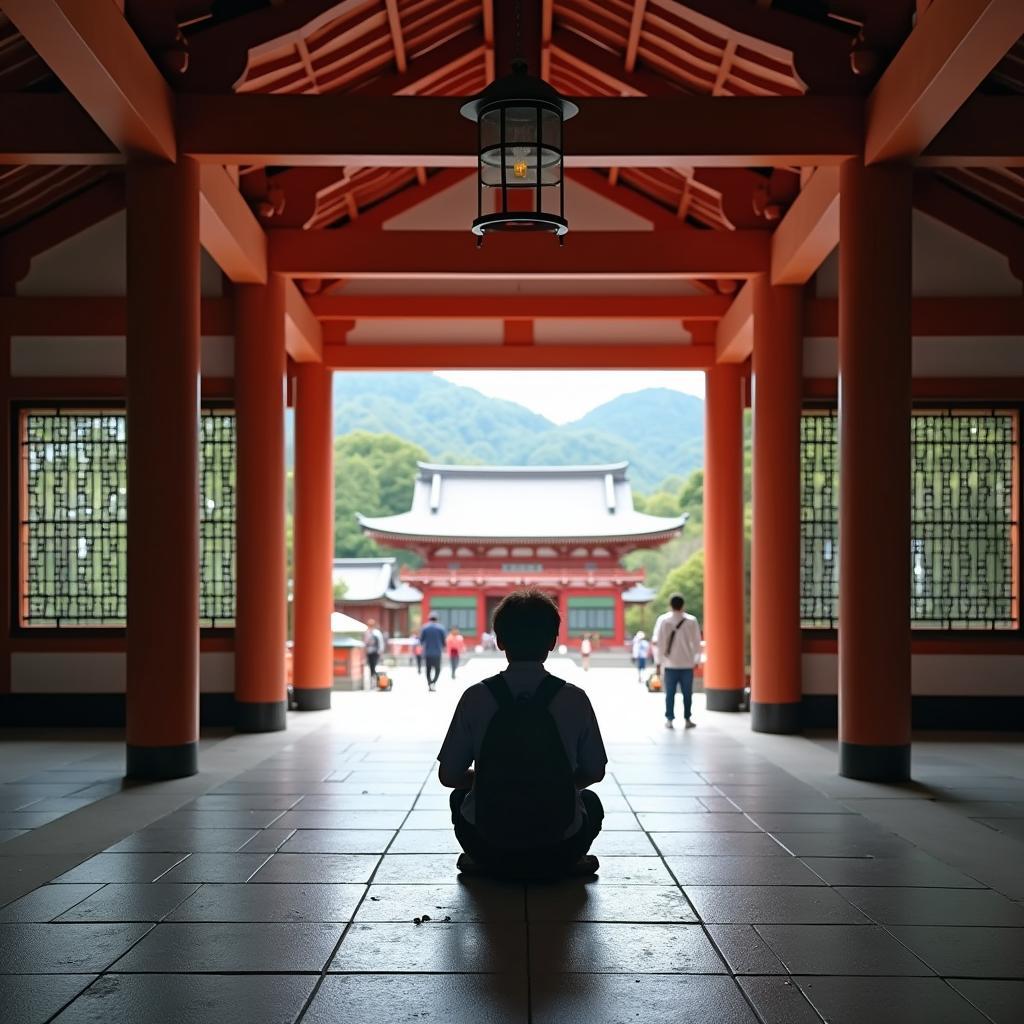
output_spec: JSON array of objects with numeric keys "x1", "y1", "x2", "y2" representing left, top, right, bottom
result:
[{"x1": 436, "y1": 371, "x2": 705, "y2": 425}]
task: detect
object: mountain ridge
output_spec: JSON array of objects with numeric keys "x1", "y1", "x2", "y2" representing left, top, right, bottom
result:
[{"x1": 330, "y1": 373, "x2": 704, "y2": 491}]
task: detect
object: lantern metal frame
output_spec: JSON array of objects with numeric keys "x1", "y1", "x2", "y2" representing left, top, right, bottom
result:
[{"x1": 460, "y1": 60, "x2": 579, "y2": 242}]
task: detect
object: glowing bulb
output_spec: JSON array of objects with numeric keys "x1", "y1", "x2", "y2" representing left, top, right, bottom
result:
[{"x1": 513, "y1": 159, "x2": 528, "y2": 179}]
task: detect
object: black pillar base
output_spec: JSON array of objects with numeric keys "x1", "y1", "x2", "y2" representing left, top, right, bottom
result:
[
  {"x1": 294, "y1": 687, "x2": 332, "y2": 711},
  {"x1": 704, "y1": 687, "x2": 745, "y2": 712},
  {"x1": 840, "y1": 741, "x2": 911, "y2": 782},
  {"x1": 235, "y1": 699, "x2": 287, "y2": 733},
  {"x1": 126, "y1": 742, "x2": 198, "y2": 780},
  {"x1": 751, "y1": 701, "x2": 802, "y2": 734}
]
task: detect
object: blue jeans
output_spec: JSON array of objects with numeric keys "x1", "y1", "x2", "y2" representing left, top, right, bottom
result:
[{"x1": 664, "y1": 668, "x2": 694, "y2": 721}]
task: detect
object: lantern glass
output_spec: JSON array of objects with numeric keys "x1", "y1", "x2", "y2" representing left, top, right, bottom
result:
[{"x1": 480, "y1": 106, "x2": 562, "y2": 187}]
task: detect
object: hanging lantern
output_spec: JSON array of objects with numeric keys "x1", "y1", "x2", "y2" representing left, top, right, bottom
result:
[{"x1": 460, "y1": 59, "x2": 578, "y2": 243}]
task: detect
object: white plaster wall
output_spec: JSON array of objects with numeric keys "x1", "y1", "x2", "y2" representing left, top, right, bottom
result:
[
  {"x1": 803, "y1": 336, "x2": 1024, "y2": 378},
  {"x1": 11, "y1": 336, "x2": 236, "y2": 377},
  {"x1": 816, "y1": 210, "x2": 1022, "y2": 299},
  {"x1": 11, "y1": 652, "x2": 235, "y2": 693},
  {"x1": 17, "y1": 211, "x2": 224, "y2": 297},
  {"x1": 802, "y1": 652, "x2": 1024, "y2": 696}
]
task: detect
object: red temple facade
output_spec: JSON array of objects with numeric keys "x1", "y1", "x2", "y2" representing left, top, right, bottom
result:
[{"x1": 358, "y1": 463, "x2": 685, "y2": 647}]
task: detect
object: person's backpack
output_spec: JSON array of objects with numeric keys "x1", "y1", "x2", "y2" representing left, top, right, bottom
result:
[{"x1": 474, "y1": 673, "x2": 576, "y2": 848}]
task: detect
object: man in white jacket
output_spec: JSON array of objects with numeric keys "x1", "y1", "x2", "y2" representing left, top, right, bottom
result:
[{"x1": 652, "y1": 593, "x2": 702, "y2": 729}]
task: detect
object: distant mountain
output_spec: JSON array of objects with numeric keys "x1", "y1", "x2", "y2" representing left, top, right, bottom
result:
[{"x1": 330, "y1": 373, "x2": 704, "y2": 491}]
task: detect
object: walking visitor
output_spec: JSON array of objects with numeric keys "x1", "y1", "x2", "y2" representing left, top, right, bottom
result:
[
  {"x1": 652, "y1": 593, "x2": 702, "y2": 728},
  {"x1": 419, "y1": 612, "x2": 446, "y2": 691}
]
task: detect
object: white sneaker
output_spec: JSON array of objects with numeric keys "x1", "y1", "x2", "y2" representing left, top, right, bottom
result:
[
  {"x1": 664, "y1": 719, "x2": 674, "y2": 729},
  {"x1": 684, "y1": 718, "x2": 696, "y2": 729}
]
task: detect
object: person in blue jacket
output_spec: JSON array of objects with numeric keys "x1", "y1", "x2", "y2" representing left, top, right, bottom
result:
[{"x1": 419, "y1": 612, "x2": 447, "y2": 691}]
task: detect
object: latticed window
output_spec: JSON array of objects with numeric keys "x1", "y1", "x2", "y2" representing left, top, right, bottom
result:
[
  {"x1": 567, "y1": 597, "x2": 615, "y2": 636},
  {"x1": 19, "y1": 408, "x2": 237, "y2": 628},
  {"x1": 429, "y1": 597, "x2": 477, "y2": 634},
  {"x1": 799, "y1": 409, "x2": 1019, "y2": 631},
  {"x1": 800, "y1": 412, "x2": 840, "y2": 628}
]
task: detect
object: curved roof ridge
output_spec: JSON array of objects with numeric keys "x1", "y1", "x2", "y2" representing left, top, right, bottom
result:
[{"x1": 416, "y1": 461, "x2": 631, "y2": 475}]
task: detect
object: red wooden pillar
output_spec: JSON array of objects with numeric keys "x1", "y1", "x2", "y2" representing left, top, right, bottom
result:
[
  {"x1": 703, "y1": 363, "x2": 746, "y2": 711},
  {"x1": 234, "y1": 275, "x2": 288, "y2": 731},
  {"x1": 750, "y1": 275, "x2": 803, "y2": 733},
  {"x1": 838, "y1": 161, "x2": 912, "y2": 781},
  {"x1": 292, "y1": 362, "x2": 335, "y2": 710},
  {"x1": 125, "y1": 159, "x2": 200, "y2": 779}
]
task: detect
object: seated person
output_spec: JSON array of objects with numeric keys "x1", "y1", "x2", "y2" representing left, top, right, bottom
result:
[{"x1": 437, "y1": 588, "x2": 607, "y2": 880}]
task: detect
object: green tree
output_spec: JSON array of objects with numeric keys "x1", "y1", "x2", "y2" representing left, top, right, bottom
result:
[{"x1": 656, "y1": 549, "x2": 705, "y2": 625}]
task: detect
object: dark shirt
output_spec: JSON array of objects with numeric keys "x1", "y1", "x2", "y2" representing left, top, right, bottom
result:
[{"x1": 419, "y1": 621, "x2": 447, "y2": 657}]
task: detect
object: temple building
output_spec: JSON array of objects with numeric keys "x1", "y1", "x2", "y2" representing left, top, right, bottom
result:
[
  {"x1": 358, "y1": 463, "x2": 685, "y2": 646},
  {"x1": 331, "y1": 557, "x2": 422, "y2": 638}
]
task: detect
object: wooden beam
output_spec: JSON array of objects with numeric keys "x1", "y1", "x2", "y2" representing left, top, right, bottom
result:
[
  {"x1": 1, "y1": 296, "x2": 233, "y2": 335},
  {"x1": 770, "y1": 167, "x2": 841, "y2": 285},
  {"x1": 308, "y1": 294, "x2": 732, "y2": 320},
  {"x1": 268, "y1": 229, "x2": 772, "y2": 279},
  {"x1": 284, "y1": 278, "x2": 323, "y2": 363},
  {"x1": 715, "y1": 280, "x2": 755, "y2": 363},
  {"x1": 920, "y1": 95, "x2": 1024, "y2": 167},
  {"x1": 177, "y1": 94, "x2": 863, "y2": 168},
  {"x1": 197, "y1": 165, "x2": 268, "y2": 285},
  {"x1": 624, "y1": 0, "x2": 649, "y2": 73},
  {"x1": 804, "y1": 296, "x2": 1024, "y2": 337},
  {"x1": 3, "y1": 0, "x2": 176, "y2": 160},
  {"x1": 351, "y1": 33, "x2": 486, "y2": 96},
  {"x1": 0, "y1": 94, "x2": 121, "y2": 165},
  {"x1": 383, "y1": 0, "x2": 407, "y2": 73},
  {"x1": 865, "y1": 0, "x2": 1024, "y2": 164},
  {"x1": 324, "y1": 342, "x2": 716, "y2": 370}
]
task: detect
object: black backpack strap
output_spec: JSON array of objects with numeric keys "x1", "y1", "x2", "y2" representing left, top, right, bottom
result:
[
  {"x1": 484, "y1": 674, "x2": 515, "y2": 709},
  {"x1": 533, "y1": 674, "x2": 565, "y2": 707}
]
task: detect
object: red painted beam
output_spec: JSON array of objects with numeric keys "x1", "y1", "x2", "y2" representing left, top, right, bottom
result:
[
  {"x1": 920, "y1": 95, "x2": 1024, "y2": 167},
  {"x1": 3, "y1": 0, "x2": 176, "y2": 159},
  {"x1": 323, "y1": 342, "x2": 716, "y2": 370},
  {"x1": 866, "y1": 0, "x2": 1024, "y2": 164},
  {"x1": 804, "y1": 296, "x2": 1024, "y2": 337},
  {"x1": 0, "y1": 94, "x2": 121, "y2": 166},
  {"x1": 268, "y1": 229, "x2": 771, "y2": 279},
  {"x1": 177, "y1": 94, "x2": 863, "y2": 168},
  {"x1": 307, "y1": 294, "x2": 732, "y2": 320}
]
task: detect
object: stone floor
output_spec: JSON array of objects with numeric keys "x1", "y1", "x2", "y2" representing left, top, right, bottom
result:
[{"x1": 1, "y1": 658, "x2": 1022, "y2": 1023}]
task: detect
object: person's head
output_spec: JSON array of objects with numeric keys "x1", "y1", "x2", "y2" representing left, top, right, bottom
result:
[
  {"x1": 428, "y1": 612, "x2": 438, "y2": 622},
  {"x1": 366, "y1": 618, "x2": 376, "y2": 628},
  {"x1": 493, "y1": 588, "x2": 560, "y2": 663},
  {"x1": 669, "y1": 593, "x2": 685, "y2": 612},
  {"x1": 636, "y1": 630, "x2": 645, "y2": 640}
]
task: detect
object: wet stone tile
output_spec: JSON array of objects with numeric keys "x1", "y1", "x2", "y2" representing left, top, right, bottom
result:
[
  {"x1": 105, "y1": 829, "x2": 260, "y2": 853},
  {"x1": 949, "y1": 980, "x2": 1024, "y2": 1024},
  {"x1": 156, "y1": 853, "x2": 271, "y2": 883},
  {"x1": 55, "y1": 884, "x2": 199, "y2": 923},
  {"x1": 531, "y1": 974, "x2": 758, "y2": 1024},
  {"x1": 801, "y1": 855, "x2": 984, "y2": 888},
  {"x1": 169, "y1": 883, "x2": 365, "y2": 923},
  {"x1": 706, "y1": 924, "x2": 787, "y2": 974},
  {"x1": 251, "y1": 853, "x2": 380, "y2": 884},
  {"x1": 755, "y1": 924, "x2": 933, "y2": 976},
  {"x1": 330, "y1": 921, "x2": 527, "y2": 973},
  {"x1": 795, "y1": 976, "x2": 991, "y2": 1024},
  {"x1": 651, "y1": 832, "x2": 789, "y2": 857},
  {"x1": 528, "y1": 922, "x2": 726, "y2": 974},
  {"x1": 0, "y1": 923, "x2": 153, "y2": 973},
  {"x1": 111, "y1": 922, "x2": 343, "y2": 973},
  {"x1": 274, "y1": 809, "x2": 407, "y2": 830},
  {"x1": 49, "y1": 974, "x2": 317, "y2": 1024},
  {"x1": 888, "y1": 926, "x2": 1024, "y2": 979},
  {"x1": 738, "y1": 976, "x2": 825, "y2": 1024},
  {"x1": 356, "y1": 881, "x2": 524, "y2": 923},
  {"x1": 278, "y1": 829, "x2": 396, "y2": 854},
  {"x1": 0, "y1": 884, "x2": 103, "y2": 923},
  {"x1": 527, "y1": 884, "x2": 697, "y2": 923},
  {"x1": 836, "y1": 886, "x2": 1024, "y2": 926},
  {"x1": 637, "y1": 813, "x2": 761, "y2": 832},
  {"x1": 0, "y1": 974, "x2": 95, "y2": 1024},
  {"x1": 683, "y1": 886, "x2": 867, "y2": 925},
  {"x1": 666, "y1": 856, "x2": 824, "y2": 886},
  {"x1": 302, "y1": 973, "x2": 526, "y2": 1024},
  {"x1": 54, "y1": 854, "x2": 189, "y2": 884},
  {"x1": 387, "y1": 830, "x2": 463, "y2": 854}
]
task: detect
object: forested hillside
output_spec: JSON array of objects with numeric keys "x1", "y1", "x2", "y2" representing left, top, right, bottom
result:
[{"x1": 331, "y1": 373, "x2": 705, "y2": 490}]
